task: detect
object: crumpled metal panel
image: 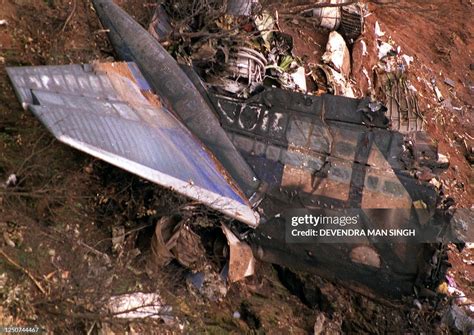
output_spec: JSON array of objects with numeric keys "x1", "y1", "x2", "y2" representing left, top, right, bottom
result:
[
  {"x1": 227, "y1": 0, "x2": 258, "y2": 16},
  {"x1": 148, "y1": 4, "x2": 173, "y2": 41},
  {"x1": 207, "y1": 87, "x2": 443, "y2": 297},
  {"x1": 339, "y1": 4, "x2": 364, "y2": 42},
  {"x1": 209, "y1": 87, "x2": 440, "y2": 215},
  {"x1": 6, "y1": 62, "x2": 259, "y2": 227},
  {"x1": 379, "y1": 71, "x2": 424, "y2": 133}
]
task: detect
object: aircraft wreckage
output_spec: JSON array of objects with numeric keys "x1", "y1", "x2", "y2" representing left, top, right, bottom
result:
[{"x1": 6, "y1": 0, "x2": 466, "y2": 298}]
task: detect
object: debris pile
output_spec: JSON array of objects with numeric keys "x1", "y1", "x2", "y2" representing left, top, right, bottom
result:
[
  {"x1": 149, "y1": 0, "x2": 429, "y2": 136},
  {"x1": 142, "y1": 2, "x2": 471, "y2": 328},
  {"x1": 2, "y1": 0, "x2": 472, "y2": 333},
  {"x1": 149, "y1": 0, "x2": 365, "y2": 97}
]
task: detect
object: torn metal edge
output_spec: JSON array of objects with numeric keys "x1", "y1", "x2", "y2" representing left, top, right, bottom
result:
[
  {"x1": 222, "y1": 224, "x2": 256, "y2": 281},
  {"x1": 55, "y1": 134, "x2": 260, "y2": 227}
]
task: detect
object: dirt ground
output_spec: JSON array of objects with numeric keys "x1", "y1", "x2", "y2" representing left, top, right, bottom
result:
[
  {"x1": 371, "y1": 0, "x2": 473, "y2": 311},
  {"x1": 374, "y1": 0, "x2": 473, "y2": 208},
  {"x1": 0, "y1": 0, "x2": 472, "y2": 334}
]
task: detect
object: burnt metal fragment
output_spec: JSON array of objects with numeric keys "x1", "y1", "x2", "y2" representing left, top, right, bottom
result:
[{"x1": 339, "y1": 4, "x2": 364, "y2": 43}]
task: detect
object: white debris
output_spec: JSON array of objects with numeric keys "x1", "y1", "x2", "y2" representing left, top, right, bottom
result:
[
  {"x1": 362, "y1": 68, "x2": 372, "y2": 88},
  {"x1": 312, "y1": 0, "x2": 342, "y2": 30},
  {"x1": 4, "y1": 174, "x2": 17, "y2": 187},
  {"x1": 0, "y1": 19, "x2": 7, "y2": 26},
  {"x1": 433, "y1": 85, "x2": 444, "y2": 102},
  {"x1": 429, "y1": 178, "x2": 441, "y2": 189},
  {"x1": 377, "y1": 42, "x2": 393, "y2": 60},
  {"x1": 361, "y1": 40, "x2": 368, "y2": 56},
  {"x1": 448, "y1": 286, "x2": 468, "y2": 304},
  {"x1": 3, "y1": 232, "x2": 15, "y2": 248},
  {"x1": 108, "y1": 292, "x2": 173, "y2": 322},
  {"x1": 407, "y1": 84, "x2": 418, "y2": 93},
  {"x1": 290, "y1": 66, "x2": 307, "y2": 93},
  {"x1": 222, "y1": 224, "x2": 255, "y2": 282},
  {"x1": 463, "y1": 259, "x2": 474, "y2": 266},
  {"x1": 319, "y1": 65, "x2": 356, "y2": 98},
  {"x1": 254, "y1": 10, "x2": 275, "y2": 45},
  {"x1": 322, "y1": 31, "x2": 351, "y2": 77},
  {"x1": 413, "y1": 299, "x2": 422, "y2": 310},
  {"x1": 401, "y1": 54, "x2": 414, "y2": 66},
  {"x1": 374, "y1": 21, "x2": 385, "y2": 37},
  {"x1": 437, "y1": 153, "x2": 449, "y2": 165}
]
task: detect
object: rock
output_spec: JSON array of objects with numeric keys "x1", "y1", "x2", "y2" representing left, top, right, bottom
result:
[
  {"x1": 350, "y1": 246, "x2": 381, "y2": 268},
  {"x1": 442, "y1": 305, "x2": 474, "y2": 334},
  {"x1": 436, "y1": 153, "x2": 450, "y2": 168},
  {"x1": 0, "y1": 273, "x2": 8, "y2": 288},
  {"x1": 416, "y1": 168, "x2": 435, "y2": 181},
  {"x1": 449, "y1": 209, "x2": 473, "y2": 243},
  {"x1": 313, "y1": 313, "x2": 326, "y2": 335},
  {"x1": 84, "y1": 163, "x2": 94, "y2": 174},
  {"x1": 442, "y1": 98, "x2": 454, "y2": 113}
]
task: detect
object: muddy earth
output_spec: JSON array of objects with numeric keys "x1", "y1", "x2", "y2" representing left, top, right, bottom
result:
[{"x1": 0, "y1": 0, "x2": 472, "y2": 334}]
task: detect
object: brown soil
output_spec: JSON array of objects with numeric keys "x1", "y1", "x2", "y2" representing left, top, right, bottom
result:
[
  {"x1": 0, "y1": 0, "x2": 472, "y2": 334},
  {"x1": 372, "y1": 0, "x2": 474, "y2": 209},
  {"x1": 371, "y1": 0, "x2": 474, "y2": 307}
]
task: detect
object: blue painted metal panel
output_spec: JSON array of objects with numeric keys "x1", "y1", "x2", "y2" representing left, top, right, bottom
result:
[{"x1": 6, "y1": 63, "x2": 258, "y2": 226}]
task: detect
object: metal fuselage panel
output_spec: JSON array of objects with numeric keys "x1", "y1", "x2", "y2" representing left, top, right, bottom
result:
[{"x1": 91, "y1": 0, "x2": 260, "y2": 198}]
